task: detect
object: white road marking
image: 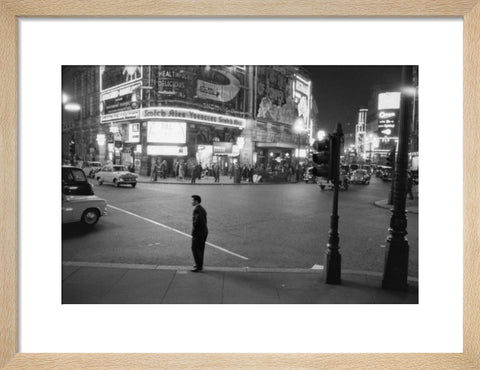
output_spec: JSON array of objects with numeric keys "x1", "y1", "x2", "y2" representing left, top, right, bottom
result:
[
  {"x1": 107, "y1": 204, "x2": 249, "y2": 260},
  {"x1": 311, "y1": 264, "x2": 324, "y2": 270}
]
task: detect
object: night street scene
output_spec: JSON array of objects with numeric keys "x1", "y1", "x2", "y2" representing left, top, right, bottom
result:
[{"x1": 62, "y1": 65, "x2": 418, "y2": 304}]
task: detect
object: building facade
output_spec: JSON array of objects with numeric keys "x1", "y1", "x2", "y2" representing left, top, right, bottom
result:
[
  {"x1": 63, "y1": 65, "x2": 313, "y2": 176},
  {"x1": 358, "y1": 66, "x2": 419, "y2": 167}
]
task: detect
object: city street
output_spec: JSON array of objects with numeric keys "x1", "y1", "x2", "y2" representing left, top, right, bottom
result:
[{"x1": 62, "y1": 178, "x2": 418, "y2": 278}]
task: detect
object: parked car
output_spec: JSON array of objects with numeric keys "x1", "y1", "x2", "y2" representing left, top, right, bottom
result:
[
  {"x1": 81, "y1": 161, "x2": 103, "y2": 178},
  {"x1": 96, "y1": 164, "x2": 138, "y2": 188},
  {"x1": 62, "y1": 166, "x2": 94, "y2": 196},
  {"x1": 62, "y1": 193, "x2": 107, "y2": 226},
  {"x1": 350, "y1": 169, "x2": 370, "y2": 185}
]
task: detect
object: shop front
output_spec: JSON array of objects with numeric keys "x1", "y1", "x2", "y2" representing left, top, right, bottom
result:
[
  {"x1": 255, "y1": 142, "x2": 297, "y2": 169},
  {"x1": 100, "y1": 106, "x2": 246, "y2": 176}
]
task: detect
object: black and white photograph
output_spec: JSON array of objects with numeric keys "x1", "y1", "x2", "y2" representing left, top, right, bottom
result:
[{"x1": 61, "y1": 65, "x2": 419, "y2": 304}]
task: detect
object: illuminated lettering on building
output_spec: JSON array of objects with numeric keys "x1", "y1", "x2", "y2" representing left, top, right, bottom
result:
[
  {"x1": 141, "y1": 107, "x2": 246, "y2": 128},
  {"x1": 379, "y1": 111, "x2": 396, "y2": 119}
]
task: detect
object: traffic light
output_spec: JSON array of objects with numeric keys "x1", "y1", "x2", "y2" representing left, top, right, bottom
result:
[
  {"x1": 311, "y1": 137, "x2": 332, "y2": 179},
  {"x1": 386, "y1": 149, "x2": 395, "y2": 167},
  {"x1": 69, "y1": 138, "x2": 76, "y2": 155}
]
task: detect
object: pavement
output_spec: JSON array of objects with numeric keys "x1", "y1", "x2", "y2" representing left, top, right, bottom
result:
[
  {"x1": 374, "y1": 198, "x2": 418, "y2": 214},
  {"x1": 62, "y1": 262, "x2": 418, "y2": 304},
  {"x1": 65, "y1": 175, "x2": 419, "y2": 304}
]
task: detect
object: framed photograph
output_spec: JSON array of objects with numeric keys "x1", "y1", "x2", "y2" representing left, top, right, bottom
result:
[{"x1": 1, "y1": 1, "x2": 479, "y2": 368}]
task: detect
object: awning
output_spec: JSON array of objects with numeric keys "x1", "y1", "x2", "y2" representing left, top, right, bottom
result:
[{"x1": 256, "y1": 142, "x2": 297, "y2": 149}]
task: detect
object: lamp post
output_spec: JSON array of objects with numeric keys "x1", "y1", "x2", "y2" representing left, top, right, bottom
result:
[
  {"x1": 382, "y1": 66, "x2": 415, "y2": 291},
  {"x1": 62, "y1": 92, "x2": 81, "y2": 164},
  {"x1": 324, "y1": 123, "x2": 344, "y2": 284}
]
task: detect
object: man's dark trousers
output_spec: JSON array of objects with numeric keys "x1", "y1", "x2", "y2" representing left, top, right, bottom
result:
[{"x1": 192, "y1": 233, "x2": 208, "y2": 269}]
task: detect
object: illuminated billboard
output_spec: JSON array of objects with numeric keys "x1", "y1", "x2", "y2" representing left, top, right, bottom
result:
[
  {"x1": 147, "y1": 145, "x2": 188, "y2": 156},
  {"x1": 378, "y1": 92, "x2": 401, "y2": 110},
  {"x1": 100, "y1": 66, "x2": 143, "y2": 116},
  {"x1": 100, "y1": 66, "x2": 142, "y2": 91},
  {"x1": 255, "y1": 66, "x2": 311, "y2": 126},
  {"x1": 147, "y1": 121, "x2": 186, "y2": 144},
  {"x1": 126, "y1": 123, "x2": 140, "y2": 143},
  {"x1": 213, "y1": 142, "x2": 233, "y2": 154},
  {"x1": 377, "y1": 92, "x2": 401, "y2": 138},
  {"x1": 156, "y1": 66, "x2": 247, "y2": 115},
  {"x1": 378, "y1": 110, "x2": 399, "y2": 137}
]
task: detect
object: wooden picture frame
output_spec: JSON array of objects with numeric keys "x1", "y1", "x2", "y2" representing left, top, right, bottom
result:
[{"x1": 1, "y1": 1, "x2": 478, "y2": 368}]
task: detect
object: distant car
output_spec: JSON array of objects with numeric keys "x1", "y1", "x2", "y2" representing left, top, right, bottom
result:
[
  {"x1": 351, "y1": 169, "x2": 370, "y2": 185},
  {"x1": 340, "y1": 165, "x2": 351, "y2": 175},
  {"x1": 318, "y1": 177, "x2": 333, "y2": 190},
  {"x1": 381, "y1": 169, "x2": 393, "y2": 182},
  {"x1": 62, "y1": 166, "x2": 94, "y2": 196},
  {"x1": 360, "y1": 165, "x2": 372, "y2": 175},
  {"x1": 318, "y1": 170, "x2": 349, "y2": 190},
  {"x1": 96, "y1": 164, "x2": 138, "y2": 188},
  {"x1": 62, "y1": 193, "x2": 107, "y2": 226},
  {"x1": 375, "y1": 166, "x2": 392, "y2": 178},
  {"x1": 81, "y1": 161, "x2": 103, "y2": 178},
  {"x1": 303, "y1": 167, "x2": 317, "y2": 183}
]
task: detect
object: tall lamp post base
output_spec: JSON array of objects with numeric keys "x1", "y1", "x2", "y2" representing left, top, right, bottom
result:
[
  {"x1": 382, "y1": 234, "x2": 409, "y2": 291},
  {"x1": 324, "y1": 248, "x2": 341, "y2": 284}
]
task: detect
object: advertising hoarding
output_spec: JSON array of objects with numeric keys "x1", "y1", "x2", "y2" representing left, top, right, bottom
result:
[
  {"x1": 100, "y1": 66, "x2": 143, "y2": 91},
  {"x1": 377, "y1": 92, "x2": 401, "y2": 138},
  {"x1": 378, "y1": 92, "x2": 401, "y2": 110},
  {"x1": 101, "y1": 109, "x2": 140, "y2": 123},
  {"x1": 377, "y1": 110, "x2": 399, "y2": 137},
  {"x1": 126, "y1": 123, "x2": 140, "y2": 143},
  {"x1": 256, "y1": 66, "x2": 311, "y2": 126},
  {"x1": 100, "y1": 81, "x2": 142, "y2": 114},
  {"x1": 147, "y1": 145, "x2": 188, "y2": 156},
  {"x1": 158, "y1": 68, "x2": 188, "y2": 98},
  {"x1": 213, "y1": 142, "x2": 233, "y2": 154},
  {"x1": 147, "y1": 121, "x2": 187, "y2": 144},
  {"x1": 156, "y1": 66, "x2": 247, "y2": 115}
]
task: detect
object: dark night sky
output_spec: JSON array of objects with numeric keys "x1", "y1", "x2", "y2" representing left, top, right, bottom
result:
[{"x1": 303, "y1": 66, "x2": 404, "y2": 134}]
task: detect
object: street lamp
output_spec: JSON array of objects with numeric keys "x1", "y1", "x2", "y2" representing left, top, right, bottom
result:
[
  {"x1": 317, "y1": 130, "x2": 326, "y2": 141},
  {"x1": 64, "y1": 102, "x2": 81, "y2": 112},
  {"x1": 62, "y1": 92, "x2": 81, "y2": 164}
]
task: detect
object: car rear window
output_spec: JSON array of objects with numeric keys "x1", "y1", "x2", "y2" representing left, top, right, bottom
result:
[
  {"x1": 69, "y1": 169, "x2": 87, "y2": 182},
  {"x1": 113, "y1": 166, "x2": 127, "y2": 171}
]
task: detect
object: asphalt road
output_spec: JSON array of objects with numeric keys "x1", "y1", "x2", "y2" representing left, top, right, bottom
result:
[{"x1": 62, "y1": 177, "x2": 418, "y2": 278}]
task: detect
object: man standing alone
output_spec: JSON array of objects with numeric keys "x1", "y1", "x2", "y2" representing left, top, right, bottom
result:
[{"x1": 191, "y1": 195, "x2": 208, "y2": 272}]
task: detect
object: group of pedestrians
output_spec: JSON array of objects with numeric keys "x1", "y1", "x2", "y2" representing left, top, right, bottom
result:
[
  {"x1": 150, "y1": 159, "x2": 310, "y2": 184},
  {"x1": 228, "y1": 163, "x2": 255, "y2": 184},
  {"x1": 150, "y1": 159, "x2": 168, "y2": 181}
]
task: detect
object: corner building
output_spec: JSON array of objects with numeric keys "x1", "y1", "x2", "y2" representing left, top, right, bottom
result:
[{"x1": 64, "y1": 65, "x2": 313, "y2": 178}]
